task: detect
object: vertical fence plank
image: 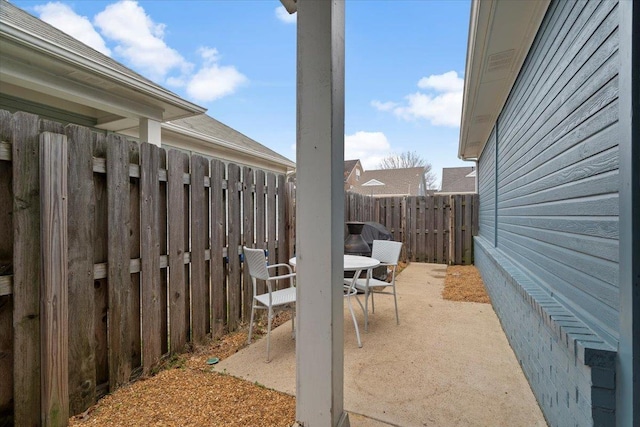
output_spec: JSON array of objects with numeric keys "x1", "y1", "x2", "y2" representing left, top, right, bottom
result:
[
  {"x1": 159, "y1": 149, "x2": 169, "y2": 355},
  {"x1": 425, "y1": 196, "x2": 434, "y2": 263},
  {"x1": 277, "y1": 175, "x2": 288, "y2": 273},
  {"x1": 92, "y1": 134, "x2": 109, "y2": 394},
  {"x1": 40, "y1": 132, "x2": 69, "y2": 426},
  {"x1": 409, "y1": 197, "x2": 417, "y2": 261},
  {"x1": 128, "y1": 142, "x2": 142, "y2": 377},
  {"x1": 107, "y1": 134, "x2": 131, "y2": 389},
  {"x1": 190, "y1": 155, "x2": 209, "y2": 341},
  {"x1": 168, "y1": 150, "x2": 188, "y2": 352},
  {"x1": 444, "y1": 196, "x2": 452, "y2": 265},
  {"x1": 210, "y1": 159, "x2": 226, "y2": 338},
  {"x1": 141, "y1": 143, "x2": 162, "y2": 373},
  {"x1": 266, "y1": 173, "x2": 277, "y2": 286},
  {"x1": 463, "y1": 194, "x2": 473, "y2": 265},
  {"x1": 286, "y1": 182, "x2": 295, "y2": 261},
  {"x1": 227, "y1": 164, "x2": 241, "y2": 331},
  {"x1": 66, "y1": 125, "x2": 96, "y2": 414},
  {"x1": 455, "y1": 195, "x2": 463, "y2": 264},
  {"x1": 242, "y1": 167, "x2": 254, "y2": 321},
  {"x1": 435, "y1": 196, "x2": 445, "y2": 264},
  {"x1": 255, "y1": 171, "x2": 267, "y2": 297},
  {"x1": 12, "y1": 112, "x2": 41, "y2": 426},
  {"x1": 418, "y1": 197, "x2": 426, "y2": 262},
  {"x1": 182, "y1": 156, "x2": 191, "y2": 344},
  {"x1": 0, "y1": 111, "x2": 13, "y2": 425}
]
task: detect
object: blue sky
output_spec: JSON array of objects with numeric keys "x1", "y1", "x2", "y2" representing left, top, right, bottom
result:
[{"x1": 12, "y1": 0, "x2": 472, "y2": 187}]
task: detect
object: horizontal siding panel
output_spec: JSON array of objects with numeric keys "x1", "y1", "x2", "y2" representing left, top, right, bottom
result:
[
  {"x1": 499, "y1": 221, "x2": 618, "y2": 265},
  {"x1": 499, "y1": 233, "x2": 619, "y2": 333},
  {"x1": 498, "y1": 0, "x2": 579, "y2": 135},
  {"x1": 501, "y1": 120, "x2": 618, "y2": 197},
  {"x1": 500, "y1": 146, "x2": 618, "y2": 202},
  {"x1": 498, "y1": 170, "x2": 618, "y2": 208},
  {"x1": 499, "y1": 0, "x2": 617, "y2": 162},
  {"x1": 499, "y1": 193, "x2": 618, "y2": 217},
  {"x1": 499, "y1": 215, "x2": 618, "y2": 240}
]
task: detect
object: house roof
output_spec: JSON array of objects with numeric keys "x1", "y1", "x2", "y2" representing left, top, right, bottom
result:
[
  {"x1": 350, "y1": 167, "x2": 425, "y2": 197},
  {"x1": 438, "y1": 166, "x2": 476, "y2": 194},
  {"x1": 344, "y1": 159, "x2": 360, "y2": 181},
  {"x1": 459, "y1": 0, "x2": 550, "y2": 160},
  {"x1": 165, "y1": 114, "x2": 295, "y2": 169},
  {"x1": 0, "y1": 0, "x2": 206, "y2": 130}
]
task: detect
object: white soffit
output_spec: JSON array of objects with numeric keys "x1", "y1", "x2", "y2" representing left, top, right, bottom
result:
[{"x1": 459, "y1": 0, "x2": 550, "y2": 160}]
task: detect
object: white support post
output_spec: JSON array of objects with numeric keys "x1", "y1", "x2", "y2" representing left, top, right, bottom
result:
[
  {"x1": 295, "y1": 0, "x2": 347, "y2": 426},
  {"x1": 139, "y1": 118, "x2": 162, "y2": 147}
]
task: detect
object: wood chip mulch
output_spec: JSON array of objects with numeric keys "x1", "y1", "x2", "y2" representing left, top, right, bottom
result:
[
  {"x1": 69, "y1": 312, "x2": 296, "y2": 427},
  {"x1": 442, "y1": 265, "x2": 491, "y2": 304},
  {"x1": 69, "y1": 264, "x2": 486, "y2": 426}
]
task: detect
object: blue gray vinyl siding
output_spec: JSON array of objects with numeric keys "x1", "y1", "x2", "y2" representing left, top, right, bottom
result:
[
  {"x1": 475, "y1": 0, "x2": 620, "y2": 425},
  {"x1": 477, "y1": 128, "x2": 495, "y2": 245},
  {"x1": 494, "y1": 0, "x2": 619, "y2": 344}
]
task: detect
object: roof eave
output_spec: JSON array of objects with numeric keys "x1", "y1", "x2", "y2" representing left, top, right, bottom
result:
[
  {"x1": 1, "y1": 23, "x2": 207, "y2": 120},
  {"x1": 459, "y1": 0, "x2": 550, "y2": 160}
]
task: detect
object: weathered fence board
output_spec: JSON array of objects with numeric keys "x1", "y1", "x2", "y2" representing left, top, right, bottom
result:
[
  {"x1": 128, "y1": 142, "x2": 142, "y2": 375},
  {"x1": 190, "y1": 155, "x2": 209, "y2": 342},
  {"x1": 158, "y1": 149, "x2": 169, "y2": 356},
  {"x1": 141, "y1": 143, "x2": 162, "y2": 373},
  {"x1": 107, "y1": 135, "x2": 132, "y2": 389},
  {"x1": 277, "y1": 174, "x2": 288, "y2": 272},
  {"x1": 40, "y1": 131, "x2": 69, "y2": 426},
  {"x1": 210, "y1": 159, "x2": 226, "y2": 338},
  {"x1": 12, "y1": 112, "x2": 42, "y2": 426},
  {"x1": 255, "y1": 170, "x2": 267, "y2": 297},
  {"x1": 0, "y1": 110, "x2": 14, "y2": 424},
  {"x1": 66, "y1": 125, "x2": 96, "y2": 414},
  {"x1": 92, "y1": 134, "x2": 109, "y2": 394},
  {"x1": 242, "y1": 167, "x2": 254, "y2": 321},
  {"x1": 227, "y1": 164, "x2": 241, "y2": 331},
  {"x1": 267, "y1": 173, "x2": 277, "y2": 287},
  {"x1": 168, "y1": 150, "x2": 188, "y2": 353}
]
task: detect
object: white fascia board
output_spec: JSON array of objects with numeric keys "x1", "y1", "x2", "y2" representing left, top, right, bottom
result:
[
  {"x1": 1, "y1": 55, "x2": 164, "y2": 120},
  {"x1": 162, "y1": 122, "x2": 296, "y2": 169},
  {"x1": 459, "y1": 0, "x2": 550, "y2": 160},
  {"x1": 1, "y1": 24, "x2": 206, "y2": 117}
]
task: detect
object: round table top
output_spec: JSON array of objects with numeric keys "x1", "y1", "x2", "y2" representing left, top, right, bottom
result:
[{"x1": 289, "y1": 254, "x2": 379, "y2": 271}]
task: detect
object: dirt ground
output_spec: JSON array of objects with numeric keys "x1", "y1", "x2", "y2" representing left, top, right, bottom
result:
[{"x1": 69, "y1": 264, "x2": 487, "y2": 426}]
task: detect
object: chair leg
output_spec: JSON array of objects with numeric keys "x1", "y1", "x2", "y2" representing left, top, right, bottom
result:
[
  {"x1": 247, "y1": 304, "x2": 256, "y2": 344},
  {"x1": 363, "y1": 287, "x2": 370, "y2": 332},
  {"x1": 291, "y1": 308, "x2": 295, "y2": 339},
  {"x1": 347, "y1": 295, "x2": 362, "y2": 348},
  {"x1": 392, "y1": 284, "x2": 399, "y2": 325},
  {"x1": 371, "y1": 290, "x2": 375, "y2": 313},
  {"x1": 266, "y1": 307, "x2": 273, "y2": 363}
]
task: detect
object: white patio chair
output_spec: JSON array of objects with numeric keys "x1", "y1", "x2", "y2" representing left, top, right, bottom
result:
[
  {"x1": 244, "y1": 246, "x2": 296, "y2": 362},
  {"x1": 353, "y1": 240, "x2": 402, "y2": 331}
]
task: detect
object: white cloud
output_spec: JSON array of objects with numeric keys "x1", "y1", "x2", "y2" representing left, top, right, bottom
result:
[
  {"x1": 93, "y1": 0, "x2": 189, "y2": 81},
  {"x1": 417, "y1": 70, "x2": 464, "y2": 92},
  {"x1": 275, "y1": 6, "x2": 297, "y2": 24},
  {"x1": 34, "y1": 2, "x2": 111, "y2": 55},
  {"x1": 373, "y1": 70, "x2": 464, "y2": 128},
  {"x1": 371, "y1": 100, "x2": 397, "y2": 112},
  {"x1": 345, "y1": 131, "x2": 391, "y2": 169},
  {"x1": 185, "y1": 47, "x2": 247, "y2": 102}
]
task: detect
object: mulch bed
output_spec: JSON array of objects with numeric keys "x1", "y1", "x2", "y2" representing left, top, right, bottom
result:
[
  {"x1": 69, "y1": 264, "x2": 488, "y2": 426},
  {"x1": 442, "y1": 265, "x2": 491, "y2": 304}
]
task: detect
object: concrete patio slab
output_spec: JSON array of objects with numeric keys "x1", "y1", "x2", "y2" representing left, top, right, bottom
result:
[{"x1": 214, "y1": 263, "x2": 547, "y2": 427}]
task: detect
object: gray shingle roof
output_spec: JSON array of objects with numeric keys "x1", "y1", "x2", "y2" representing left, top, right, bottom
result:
[
  {"x1": 439, "y1": 166, "x2": 476, "y2": 193},
  {"x1": 168, "y1": 114, "x2": 295, "y2": 167},
  {"x1": 351, "y1": 167, "x2": 426, "y2": 196}
]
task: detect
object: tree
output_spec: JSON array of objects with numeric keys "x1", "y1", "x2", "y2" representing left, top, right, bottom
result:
[{"x1": 378, "y1": 151, "x2": 438, "y2": 189}]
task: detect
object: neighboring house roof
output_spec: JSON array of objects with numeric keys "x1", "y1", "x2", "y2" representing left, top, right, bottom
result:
[
  {"x1": 458, "y1": 0, "x2": 550, "y2": 160},
  {"x1": 350, "y1": 167, "x2": 426, "y2": 197},
  {"x1": 164, "y1": 114, "x2": 295, "y2": 169},
  {"x1": 438, "y1": 167, "x2": 477, "y2": 194},
  {"x1": 1, "y1": 0, "x2": 295, "y2": 172},
  {"x1": 344, "y1": 159, "x2": 360, "y2": 181},
  {"x1": 0, "y1": 0, "x2": 206, "y2": 130}
]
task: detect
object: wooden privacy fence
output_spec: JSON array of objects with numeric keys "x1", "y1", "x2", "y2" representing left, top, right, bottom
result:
[
  {"x1": 342, "y1": 191, "x2": 478, "y2": 265},
  {"x1": 0, "y1": 111, "x2": 291, "y2": 425}
]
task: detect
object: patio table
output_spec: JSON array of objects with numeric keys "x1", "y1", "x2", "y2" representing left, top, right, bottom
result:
[{"x1": 289, "y1": 254, "x2": 379, "y2": 347}]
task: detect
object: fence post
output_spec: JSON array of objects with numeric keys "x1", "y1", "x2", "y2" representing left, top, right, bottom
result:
[
  {"x1": 12, "y1": 112, "x2": 42, "y2": 426},
  {"x1": 39, "y1": 132, "x2": 69, "y2": 426}
]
